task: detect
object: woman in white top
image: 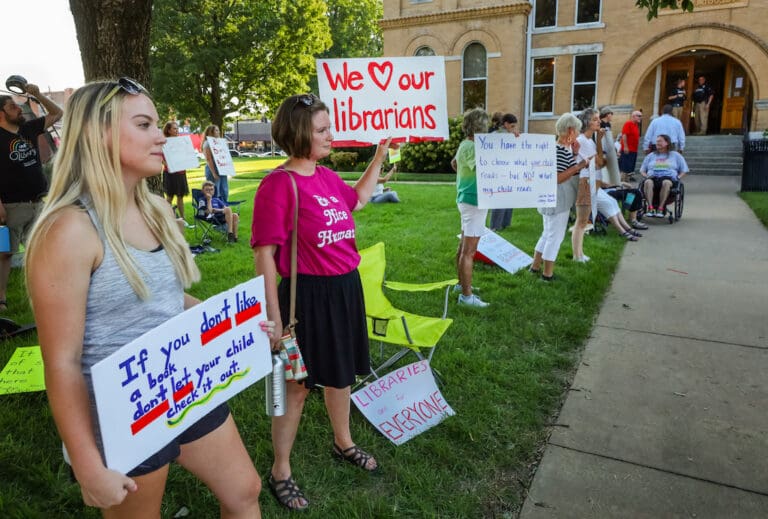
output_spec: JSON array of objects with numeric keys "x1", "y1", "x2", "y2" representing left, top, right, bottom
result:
[{"x1": 572, "y1": 108, "x2": 604, "y2": 262}]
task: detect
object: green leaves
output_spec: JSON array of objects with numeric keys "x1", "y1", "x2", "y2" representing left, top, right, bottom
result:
[
  {"x1": 150, "y1": 0, "x2": 331, "y2": 129},
  {"x1": 635, "y1": 0, "x2": 695, "y2": 20}
]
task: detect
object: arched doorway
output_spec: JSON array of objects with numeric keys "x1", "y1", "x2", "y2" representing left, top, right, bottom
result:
[{"x1": 658, "y1": 51, "x2": 752, "y2": 135}]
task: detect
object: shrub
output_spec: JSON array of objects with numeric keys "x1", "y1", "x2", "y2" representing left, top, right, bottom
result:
[
  {"x1": 329, "y1": 151, "x2": 358, "y2": 171},
  {"x1": 399, "y1": 116, "x2": 464, "y2": 173}
]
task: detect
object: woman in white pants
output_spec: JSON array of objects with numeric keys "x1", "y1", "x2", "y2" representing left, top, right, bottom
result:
[
  {"x1": 596, "y1": 189, "x2": 642, "y2": 241},
  {"x1": 530, "y1": 113, "x2": 588, "y2": 281}
]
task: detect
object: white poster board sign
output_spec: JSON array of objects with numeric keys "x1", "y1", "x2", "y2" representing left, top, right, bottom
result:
[
  {"x1": 477, "y1": 230, "x2": 533, "y2": 274},
  {"x1": 91, "y1": 277, "x2": 271, "y2": 473},
  {"x1": 352, "y1": 361, "x2": 454, "y2": 445},
  {"x1": 317, "y1": 56, "x2": 449, "y2": 146},
  {"x1": 162, "y1": 135, "x2": 199, "y2": 173},
  {"x1": 475, "y1": 133, "x2": 557, "y2": 209},
  {"x1": 207, "y1": 137, "x2": 236, "y2": 177}
]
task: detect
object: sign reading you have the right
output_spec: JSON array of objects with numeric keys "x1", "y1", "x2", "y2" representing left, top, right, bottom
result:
[{"x1": 475, "y1": 133, "x2": 557, "y2": 209}]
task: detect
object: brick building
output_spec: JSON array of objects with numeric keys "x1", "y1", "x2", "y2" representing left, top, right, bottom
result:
[{"x1": 381, "y1": 0, "x2": 768, "y2": 134}]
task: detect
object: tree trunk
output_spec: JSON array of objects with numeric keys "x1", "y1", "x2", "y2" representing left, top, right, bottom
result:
[{"x1": 69, "y1": 0, "x2": 163, "y2": 194}]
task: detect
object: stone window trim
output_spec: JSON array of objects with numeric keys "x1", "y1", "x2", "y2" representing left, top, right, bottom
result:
[{"x1": 572, "y1": 53, "x2": 599, "y2": 112}]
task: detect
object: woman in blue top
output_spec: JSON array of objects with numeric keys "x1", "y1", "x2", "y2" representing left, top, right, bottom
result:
[{"x1": 640, "y1": 134, "x2": 689, "y2": 217}]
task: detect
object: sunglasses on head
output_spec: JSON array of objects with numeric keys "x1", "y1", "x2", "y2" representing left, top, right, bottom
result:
[
  {"x1": 292, "y1": 93, "x2": 319, "y2": 110},
  {"x1": 99, "y1": 77, "x2": 147, "y2": 107}
]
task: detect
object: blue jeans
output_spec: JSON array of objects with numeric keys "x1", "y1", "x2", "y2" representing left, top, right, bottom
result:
[
  {"x1": 204, "y1": 166, "x2": 229, "y2": 202},
  {"x1": 489, "y1": 208, "x2": 513, "y2": 230}
]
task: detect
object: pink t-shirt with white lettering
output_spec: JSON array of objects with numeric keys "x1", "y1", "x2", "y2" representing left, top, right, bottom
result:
[{"x1": 250, "y1": 165, "x2": 361, "y2": 277}]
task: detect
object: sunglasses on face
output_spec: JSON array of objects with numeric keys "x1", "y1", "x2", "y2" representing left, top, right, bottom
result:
[{"x1": 99, "y1": 77, "x2": 147, "y2": 107}]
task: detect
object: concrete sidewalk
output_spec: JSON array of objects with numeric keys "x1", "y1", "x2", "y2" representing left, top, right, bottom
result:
[{"x1": 520, "y1": 176, "x2": 768, "y2": 518}]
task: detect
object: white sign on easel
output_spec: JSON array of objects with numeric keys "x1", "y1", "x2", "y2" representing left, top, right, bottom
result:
[
  {"x1": 91, "y1": 277, "x2": 271, "y2": 474},
  {"x1": 163, "y1": 135, "x2": 199, "y2": 173},
  {"x1": 206, "y1": 137, "x2": 236, "y2": 177},
  {"x1": 477, "y1": 230, "x2": 533, "y2": 274},
  {"x1": 317, "y1": 56, "x2": 449, "y2": 146},
  {"x1": 475, "y1": 133, "x2": 557, "y2": 209},
  {"x1": 352, "y1": 361, "x2": 454, "y2": 445}
]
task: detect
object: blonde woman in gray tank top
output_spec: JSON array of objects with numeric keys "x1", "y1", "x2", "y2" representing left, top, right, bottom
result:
[{"x1": 25, "y1": 80, "x2": 273, "y2": 517}]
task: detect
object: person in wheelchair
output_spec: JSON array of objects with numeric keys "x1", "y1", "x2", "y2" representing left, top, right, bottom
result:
[
  {"x1": 198, "y1": 180, "x2": 239, "y2": 242},
  {"x1": 639, "y1": 134, "x2": 688, "y2": 218}
]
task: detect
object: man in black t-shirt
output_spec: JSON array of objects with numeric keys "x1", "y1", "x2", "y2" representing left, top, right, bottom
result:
[
  {"x1": 667, "y1": 78, "x2": 686, "y2": 122},
  {"x1": 692, "y1": 75, "x2": 715, "y2": 135},
  {"x1": 0, "y1": 82, "x2": 62, "y2": 311}
]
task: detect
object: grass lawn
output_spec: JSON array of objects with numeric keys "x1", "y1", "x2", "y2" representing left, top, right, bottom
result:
[
  {"x1": 739, "y1": 191, "x2": 768, "y2": 228},
  {"x1": 0, "y1": 178, "x2": 626, "y2": 518}
]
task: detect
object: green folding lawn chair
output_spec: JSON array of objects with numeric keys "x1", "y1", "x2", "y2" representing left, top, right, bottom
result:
[{"x1": 357, "y1": 242, "x2": 457, "y2": 386}]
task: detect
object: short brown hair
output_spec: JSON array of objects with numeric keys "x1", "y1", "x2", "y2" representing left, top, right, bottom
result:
[{"x1": 272, "y1": 94, "x2": 329, "y2": 159}]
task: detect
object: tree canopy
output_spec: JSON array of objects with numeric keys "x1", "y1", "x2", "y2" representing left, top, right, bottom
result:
[{"x1": 149, "y1": 0, "x2": 331, "y2": 131}]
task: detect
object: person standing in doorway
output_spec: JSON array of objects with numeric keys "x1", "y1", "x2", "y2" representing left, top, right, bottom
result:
[
  {"x1": 668, "y1": 78, "x2": 687, "y2": 122},
  {"x1": 0, "y1": 82, "x2": 62, "y2": 312},
  {"x1": 693, "y1": 75, "x2": 714, "y2": 135}
]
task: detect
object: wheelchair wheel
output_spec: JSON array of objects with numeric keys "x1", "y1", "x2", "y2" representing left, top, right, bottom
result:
[{"x1": 674, "y1": 183, "x2": 684, "y2": 221}]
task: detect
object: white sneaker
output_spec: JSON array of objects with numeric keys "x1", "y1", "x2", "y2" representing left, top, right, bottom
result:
[
  {"x1": 654, "y1": 209, "x2": 666, "y2": 218},
  {"x1": 646, "y1": 209, "x2": 657, "y2": 217},
  {"x1": 458, "y1": 294, "x2": 490, "y2": 308},
  {"x1": 573, "y1": 255, "x2": 591, "y2": 263},
  {"x1": 183, "y1": 221, "x2": 195, "y2": 229}
]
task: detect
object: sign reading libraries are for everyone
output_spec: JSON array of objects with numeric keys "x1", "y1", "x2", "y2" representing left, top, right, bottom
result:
[
  {"x1": 475, "y1": 133, "x2": 557, "y2": 209},
  {"x1": 91, "y1": 278, "x2": 271, "y2": 474},
  {"x1": 352, "y1": 361, "x2": 454, "y2": 445},
  {"x1": 317, "y1": 56, "x2": 449, "y2": 146}
]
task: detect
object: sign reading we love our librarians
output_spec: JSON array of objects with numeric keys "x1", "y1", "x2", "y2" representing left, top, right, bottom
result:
[{"x1": 317, "y1": 56, "x2": 449, "y2": 146}]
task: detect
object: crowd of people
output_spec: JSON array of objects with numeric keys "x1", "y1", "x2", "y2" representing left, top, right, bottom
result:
[{"x1": 4, "y1": 76, "x2": 693, "y2": 515}]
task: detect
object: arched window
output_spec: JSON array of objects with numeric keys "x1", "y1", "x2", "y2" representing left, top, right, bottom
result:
[
  {"x1": 462, "y1": 42, "x2": 487, "y2": 111},
  {"x1": 415, "y1": 46, "x2": 435, "y2": 57}
]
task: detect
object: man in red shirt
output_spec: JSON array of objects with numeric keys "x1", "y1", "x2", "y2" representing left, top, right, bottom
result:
[{"x1": 618, "y1": 110, "x2": 642, "y2": 181}]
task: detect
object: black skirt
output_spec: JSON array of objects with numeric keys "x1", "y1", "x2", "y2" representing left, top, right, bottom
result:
[
  {"x1": 163, "y1": 171, "x2": 190, "y2": 197},
  {"x1": 278, "y1": 269, "x2": 370, "y2": 389}
]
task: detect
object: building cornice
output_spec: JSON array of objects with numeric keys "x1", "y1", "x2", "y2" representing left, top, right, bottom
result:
[{"x1": 380, "y1": 4, "x2": 531, "y2": 30}]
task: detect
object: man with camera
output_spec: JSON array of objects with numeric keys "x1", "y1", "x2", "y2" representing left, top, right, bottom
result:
[{"x1": 0, "y1": 79, "x2": 62, "y2": 311}]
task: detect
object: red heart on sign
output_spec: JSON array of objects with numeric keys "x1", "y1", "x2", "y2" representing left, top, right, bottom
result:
[{"x1": 368, "y1": 61, "x2": 394, "y2": 91}]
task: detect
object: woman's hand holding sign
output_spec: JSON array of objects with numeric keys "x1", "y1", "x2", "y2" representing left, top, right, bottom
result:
[{"x1": 77, "y1": 465, "x2": 137, "y2": 509}]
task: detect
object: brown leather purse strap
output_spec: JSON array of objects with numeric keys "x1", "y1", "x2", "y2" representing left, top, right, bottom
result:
[{"x1": 287, "y1": 172, "x2": 299, "y2": 337}]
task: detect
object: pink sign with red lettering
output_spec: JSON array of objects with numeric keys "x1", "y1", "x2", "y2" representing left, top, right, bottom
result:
[
  {"x1": 352, "y1": 361, "x2": 454, "y2": 445},
  {"x1": 317, "y1": 56, "x2": 449, "y2": 147}
]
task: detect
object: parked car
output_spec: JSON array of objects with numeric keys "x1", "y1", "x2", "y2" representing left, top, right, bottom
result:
[
  {"x1": 239, "y1": 151, "x2": 258, "y2": 157},
  {"x1": 229, "y1": 149, "x2": 240, "y2": 157}
]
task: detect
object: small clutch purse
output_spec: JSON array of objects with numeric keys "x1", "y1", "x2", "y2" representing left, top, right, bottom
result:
[{"x1": 279, "y1": 333, "x2": 307, "y2": 381}]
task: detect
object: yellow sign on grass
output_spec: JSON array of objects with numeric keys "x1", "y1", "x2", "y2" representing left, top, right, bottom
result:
[{"x1": 0, "y1": 346, "x2": 45, "y2": 395}]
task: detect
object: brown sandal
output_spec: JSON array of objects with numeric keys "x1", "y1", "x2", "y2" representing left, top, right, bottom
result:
[
  {"x1": 332, "y1": 443, "x2": 379, "y2": 472},
  {"x1": 268, "y1": 473, "x2": 309, "y2": 511}
]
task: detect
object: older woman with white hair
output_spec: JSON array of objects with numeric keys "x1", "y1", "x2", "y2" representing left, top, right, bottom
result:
[{"x1": 529, "y1": 113, "x2": 588, "y2": 281}]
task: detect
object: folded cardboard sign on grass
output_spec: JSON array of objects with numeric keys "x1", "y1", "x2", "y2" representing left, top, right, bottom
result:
[{"x1": 352, "y1": 361, "x2": 454, "y2": 445}]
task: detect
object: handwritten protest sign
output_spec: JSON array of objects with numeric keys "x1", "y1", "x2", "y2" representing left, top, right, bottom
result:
[
  {"x1": 91, "y1": 277, "x2": 271, "y2": 473},
  {"x1": 206, "y1": 137, "x2": 236, "y2": 177},
  {"x1": 475, "y1": 230, "x2": 533, "y2": 274},
  {"x1": 163, "y1": 135, "x2": 199, "y2": 173},
  {"x1": 475, "y1": 133, "x2": 557, "y2": 209},
  {"x1": 317, "y1": 56, "x2": 449, "y2": 146},
  {"x1": 0, "y1": 346, "x2": 45, "y2": 395},
  {"x1": 352, "y1": 361, "x2": 454, "y2": 445}
]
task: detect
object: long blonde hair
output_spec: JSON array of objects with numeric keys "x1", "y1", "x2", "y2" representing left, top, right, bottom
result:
[{"x1": 25, "y1": 80, "x2": 200, "y2": 299}]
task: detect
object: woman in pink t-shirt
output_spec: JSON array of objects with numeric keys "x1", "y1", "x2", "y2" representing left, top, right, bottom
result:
[{"x1": 251, "y1": 93, "x2": 392, "y2": 511}]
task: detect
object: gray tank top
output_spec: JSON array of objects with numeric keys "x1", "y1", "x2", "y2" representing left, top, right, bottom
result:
[
  {"x1": 81, "y1": 202, "x2": 185, "y2": 375},
  {"x1": 65, "y1": 201, "x2": 186, "y2": 463}
]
